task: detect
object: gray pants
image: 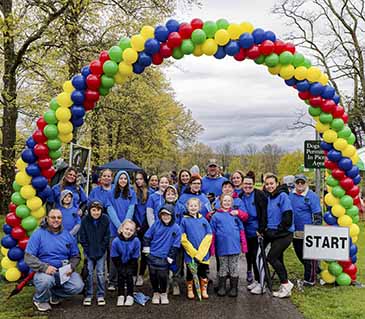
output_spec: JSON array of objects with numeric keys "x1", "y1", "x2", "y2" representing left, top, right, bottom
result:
[{"x1": 218, "y1": 254, "x2": 240, "y2": 277}]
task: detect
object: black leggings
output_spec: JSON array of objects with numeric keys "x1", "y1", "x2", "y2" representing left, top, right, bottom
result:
[
  {"x1": 116, "y1": 264, "x2": 135, "y2": 296},
  {"x1": 186, "y1": 263, "x2": 208, "y2": 281},
  {"x1": 149, "y1": 266, "x2": 169, "y2": 293},
  {"x1": 293, "y1": 238, "x2": 319, "y2": 282},
  {"x1": 246, "y1": 236, "x2": 259, "y2": 281}
]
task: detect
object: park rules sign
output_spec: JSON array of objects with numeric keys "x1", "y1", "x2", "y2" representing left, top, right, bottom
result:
[
  {"x1": 303, "y1": 225, "x2": 350, "y2": 261},
  {"x1": 304, "y1": 140, "x2": 325, "y2": 169}
]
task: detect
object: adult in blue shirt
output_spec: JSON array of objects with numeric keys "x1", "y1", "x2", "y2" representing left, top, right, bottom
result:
[
  {"x1": 88, "y1": 168, "x2": 113, "y2": 210},
  {"x1": 201, "y1": 159, "x2": 228, "y2": 202},
  {"x1": 24, "y1": 209, "x2": 84, "y2": 312},
  {"x1": 289, "y1": 174, "x2": 322, "y2": 286}
]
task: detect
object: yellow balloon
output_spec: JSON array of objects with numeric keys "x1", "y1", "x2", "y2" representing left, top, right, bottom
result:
[
  {"x1": 1, "y1": 256, "x2": 17, "y2": 269},
  {"x1": 58, "y1": 121, "x2": 73, "y2": 135},
  {"x1": 324, "y1": 193, "x2": 339, "y2": 207},
  {"x1": 319, "y1": 73, "x2": 329, "y2": 85},
  {"x1": 27, "y1": 196, "x2": 43, "y2": 211},
  {"x1": 62, "y1": 80, "x2": 74, "y2": 93},
  {"x1": 122, "y1": 48, "x2": 138, "y2": 64},
  {"x1": 16, "y1": 158, "x2": 27, "y2": 171},
  {"x1": 140, "y1": 25, "x2": 155, "y2": 40},
  {"x1": 31, "y1": 206, "x2": 46, "y2": 219},
  {"x1": 1, "y1": 246, "x2": 8, "y2": 256},
  {"x1": 114, "y1": 72, "x2": 128, "y2": 84},
  {"x1": 20, "y1": 185, "x2": 37, "y2": 200},
  {"x1": 118, "y1": 61, "x2": 133, "y2": 75},
  {"x1": 315, "y1": 121, "x2": 330, "y2": 133},
  {"x1": 352, "y1": 236, "x2": 358, "y2": 243},
  {"x1": 193, "y1": 45, "x2": 203, "y2": 57},
  {"x1": 307, "y1": 66, "x2": 322, "y2": 82},
  {"x1": 332, "y1": 204, "x2": 346, "y2": 217},
  {"x1": 327, "y1": 186, "x2": 332, "y2": 193},
  {"x1": 321, "y1": 270, "x2": 336, "y2": 284},
  {"x1": 349, "y1": 223, "x2": 360, "y2": 237},
  {"x1": 268, "y1": 64, "x2": 281, "y2": 75},
  {"x1": 240, "y1": 22, "x2": 254, "y2": 34},
  {"x1": 59, "y1": 132, "x2": 73, "y2": 144},
  {"x1": 294, "y1": 66, "x2": 308, "y2": 80},
  {"x1": 342, "y1": 145, "x2": 356, "y2": 158},
  {"x1": 333, "y1": 138, "x2": 348, "y2": 151},
  {"x1": 55, "y1": 107, "x2": 72, "y2": 122},
  {"x1": 15, "y1": 171, "x2": 32, "y2": 186},
  {"x1": 338, "y1": 215, "x2": 353, "y2": 227},
  {"x1": 5, "y1": 267, "x2": 21, "y2": 282},
  {"x1": 131, "y1": 34, "x2": 145, "y2": 52},
  {"x1": 320, "y1": 261, "x2": 328, "y2": 270},
  {"x1": 280, "y1": 65, "x2": 295, "y2": 80},
  {"x1": 227, "y1": 23, "x2": 241, "y2": 40},
  {"x1": 351, "y1": 154, "x2": 359, "y2": 165},
  {"x1": 214, "y1": 29, "x2": 230, "y2": 46},
  {"x1": 56, "y1": 92, "x2": 73, "y2": 108},
  {"x1": 202, "y1": 39, "x2": 218, "y2": 56},
  {"x1": 323, "y1": 129, "x2": 338, "y2": 143}
]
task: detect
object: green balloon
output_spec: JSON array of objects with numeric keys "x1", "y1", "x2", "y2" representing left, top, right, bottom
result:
[
  {"x1": 103, "y1": 60, "x2": 118, "y2": 76},
  {"x1": 304, "y1": 99, "x2": 309, "y2": 105},
  {"x1": 49, "y1": 149, "x2": 62, "y2": 160},
  {"x1": 340, "y1": 195, "x2": 353, "y2": 208},
  {"x1": 1, "y1": 268, "x2": 6, "y2": 277},
  {"x1": 11, "y1": 192, "x2": 26, "y2": 205},
  {"x1": 108, "y1": 46, "x2": 123, "y2": 63},
  {"x1": 330, "y1": 118, "x2": 345, "y2": 132},
  {"x1": 255, "y1": 55, "x2": 266, "y2": 65},
  {"x1": 308, "y1": 106, "x2": 321, "y2": 117},
  {"x1": 203, "y1": 21, "x2": 217, "y2": 38},
  {"x1": 292, "y1": 53, "x2": 305, "y2": 67},
  {"x1": 279, "y1": 51, "x2": 293, "y2": 65},
  {"x1": 265, "y1": 53, "x2": 279, "y2": 67},
  {"x1": 332, "y1": 186, "x2": 346, "y2": 198},
  {"x1": 99, "y1": 87, "x2": 110, "y2": 97},
  {"x1": 43, "y1": 124, "x2": 59, "y2": 139},
  {"x1": 12, "y1": 181, "x2": 21, "y2": 192},
  {"x1": 27, "y1": 230, "x2": 35, "y2": 237},
  {"x1": 346, "y1": 205, "x2": 359, "y2": 217},
  {"x1": 181, "y1": 39, "x2": 195, "y2": 55},
  {"x1": 49, "y1": 98, "x2": 60, "y2": 111},
  {"x1": 347, "y1": 133, "x2": 356, "y2": 145},
  {"x1": 44, "y1": 110, "x2": 58, "y2": 125},
  {"x1": 216, "y1": 18, "x2": 229, "y2": 29},
  {"x1": 319, "y1": 112, "x2": 333, "y2": 124},
  {"x1": 326, "y1": 176, "x2": 339, "y2": 187},
  {"x1": 328, "y1": 262, "x2": 343, "y2": 276},
  {"x1": 16, "y1": 205, "x2": 30, "y2": 219},
  {"x1": 118, "y1": 37, "x2": 131, "y2": 51},
  {"x1": 172, "y1": 47, "x2": 184, "y2": 60},
  {"x1": 100, "y1": 75, "x2": 114, "y2": 89},
  {"x1": 352, "y1": 215, "x2": 359, "y2": 224},
  {"x1": 47, "y1": 138, "x2": 62, "y2": 151},
  {"x1": 338, "y1": 126, "x2": 352, "y2": 138},
  {"x1": 303, "y1": 58, "x2": 312, "y2": 68},
  {"x1": 336, "y1": 273, "x2": 351, "y2": 286},
  {"x1": 21, "y1": 216, "x2": 38, "y2": 231},
  {"x1": 191, "y1": 29, "x2": 206, "y2": 44}
]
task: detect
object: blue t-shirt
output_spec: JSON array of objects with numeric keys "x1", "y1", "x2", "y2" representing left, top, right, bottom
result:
[
  {"x1": 178, "y1": 193, "x2": 211, "y2": 218},
  {"x1": 134, "y1": 190, "x2": 150, "y2": 227},
  {"x1": 146, "y1": 191, "x2": 165, "y2": 220},
  {"x1": 60, "y1": 206, "x2": 80, "y2": 232},
  {"x1": 88, "y1": 185, "x2": 112, "y2": 208},
  {"x1": 110, "y1": 236, "x2": 141, "y2": 264},
  {"x1": 241, "y1": 191, "x2": 259, "y2": 238},
  {"x1": 267, "y1": 192, "x2": 294, "y2": 232},
  {"x1": 201, "y1": 176, "x2": 228, "y2": 197}
]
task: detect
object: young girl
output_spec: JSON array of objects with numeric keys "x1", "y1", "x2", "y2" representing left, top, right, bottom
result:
[
  {"x1": 143, "y1": 204, "x2": 181, "y2": 305},
  {"x1": 146, "y1": 176, "x2": 170, "y2": 227},
  {"x1": 210, "y1": 194, "x2": 248, "y2": 297},
  {"x1": 148, "y1": 175, "x2": 159, "y2": 194},
  {"x1": 180, "y1": 198, "x2": 212, "y2": 300},
  {"x1": 88, "y1": 168, "x2": 113, "y2": 209},
  {"x1": 175, "y1": 169, "x2": 191, "y2": 196},
  {"x1": 111, "y1": 220, "x2": 141, "y2": 306},
  {"x1": 59, "y1": 190, "x2": 80, "y2": 237}
]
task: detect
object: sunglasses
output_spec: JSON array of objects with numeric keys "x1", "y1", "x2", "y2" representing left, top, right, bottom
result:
[
  {"x1": 296, "y1": 180, "x2": 306, "y2": 185},
  {"x1": 49, "y1": 216, "x2": 62, "y2": 220}
]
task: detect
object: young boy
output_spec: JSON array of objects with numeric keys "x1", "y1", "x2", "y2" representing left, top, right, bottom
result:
[
  {"x1": 143, "y1": 204, "x2": 182, "y2": 305},
  {"x1": 79, "y1": 201, "x2": 110, "y2": 306},
  {"x1": 60, "y1": 190, "x2": 81, "y2": 237}
]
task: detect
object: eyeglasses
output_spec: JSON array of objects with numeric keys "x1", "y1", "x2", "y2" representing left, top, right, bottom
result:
[
  {"x1": 191, "y1": 182, "x2": 201, "y2": 185},
  {"x1": 243, "y1": 183, "x2": 253, "y2": 186},
  {"x1": 49, "y1": 216, "x2": 62, "y2": 220},
  {"x1": 296, "y1": 180, "x2": 306, "y2": 185}
]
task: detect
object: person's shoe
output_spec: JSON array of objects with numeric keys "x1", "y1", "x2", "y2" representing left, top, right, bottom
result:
[
  {"x1": 217, "y1": 276, "x2": 227, "y2": 297},
  {"x1": 303, "y1": 280, "x2": 315, "y2": 287},
  {"x1": 200, "y1": 278, "x2": 209, "y2": 299},
  {"x1": 274, "y1": 281, "x2": 294, "y2": 298},
  {"x1": 136, "y1": 275, "x2": 144, "y2": 287},
  {"x1": 83, "y1": 297, "x2": 92, "y2": 306},
  {"x1": 186, "y1": 280, "x2": 195, "y2": 299},
  {"x1": 247, "y1": 280, "x2": 258, "y2": 291},
  {"x1": 33, "y1": 301, "x2": 52, "y2": 312},
  {"x1": 272, "y1": 284, "x2": 283, "y2": 297},
  {"x1": 97, "y1": 297, "x2": 106, "y2": 306},
  {"x1": 172, "y1": 281, "x2": 180, "y2": 296},
  {"x1": 250, "y1": 284, "x2": 266, "y2": 295},
  {"x1": 124, "y1": 295, "x2": 134, "y2": 306},
  {"x1": 117, "y1": 295, "x2": 125, "y2": 306},
  {"x1": 50, "y1": 296, "x2": 60, "y2": 305},
  {"x1": 160, "y1": 293, "x2": 169, "y2": 305},
  {"x1": 151, "y1": 292, "x2": 160, "y2": 304},
  {"x1": 228, "y1": 277, "x2": 239, "y2": 297},
  {"x1": 107, "y1": 284, "x2": 116, "y2": 291},
  {"x1": 246, "y1": 271, "x2": 254, "y2": 284}
]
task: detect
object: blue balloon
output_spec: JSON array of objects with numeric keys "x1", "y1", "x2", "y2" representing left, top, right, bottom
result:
[
  {"x1": 17, "y1": 259, "x2": 30, "y2": 273},
  {"x1": 26, "y1": 163, "x2": 41, "y2": 177},
  {"x1": 8, "y1": 247, "x2": 24, "y2": 261},
  {"x1": 155, "y1": 25, "x2": 169, "y2": 42},
  {"x1": 327, "y1": 149, "x2": 342, "y2": 162},
  {"x1": 214, "y1": 46, "x2": 226, "y2": 59},
  {"x1": 31, "y1": 176, "x2": 48, "y2": 191},
  {"x1": 165, "y1": 19, "x2": 180, "y2": 32},
  {"x1": 2, "y1": 223, "x2": 12, "y2": 235},
  {"x1": 309, "y1": 82, "x2": 324, "y2": 96},
  {"x1": 71, "y1": 90, "x2": 85, "y2": 104},
  {"x1": 296, "y1": 80, "x2": 310, "y2": 92},
  {"x1": 81, "y1": 65, "x2": 91, "y2": 77},
  {"x1": 21, "y1": 148, "x2": 37, "y2": 164},
  {"x1": 338, "y1": 158, "x2": 353, "y2": 171},
  {"x1": 26, "y1": 137, "x2": 36, "y2": 149},
  {"x1": 239, "y1": 33, "x2": 254, "y2": 49},
  {"x1": 346, "y1": 166, "x2": 359, "y2": 178},
  {"x1": 285, "y1": 77, "x2": 297, "y2": 86},
  {"x1": 322, "y1": 85, "x2": 336, "y2": 99},
  {"x1": 144, "y1": 39, "x2": 160, "y2": 55},
  {"x1": 71, "y1": 117, "x2": 84, "y2": 128},
  {"x1": 324, "y1": 211, "x2": 337, "y2": 225},
  {"x1": 351, "y1": 255, "x2": 357, "y2": 264},
  {"x1": 353, "y1": 174, "x2": 361, "y2": 185},
  {"x1": 252, "y1": 28, "x2": 266, "y2": 44},
  {"x1": 1, "y1": 234, "x2": 17, "y2": 249},
  {"x1": 264, "y1": 30, "x2": 276, "y2": 42},
  {"x1": 71, "y1": 105, "x2": 85, "y2": 118},
  {"x1": 320, "y1": 141, "x2": 333, "y2": 151},
  {"x1": 350, "y1": 244, "x2": 357, "y2": 257},
  {"x1": 333, "y1": 94, "x2": 340, "y2": 104},
  {"x1": 138, "y1": 52, "x2": 152, "y2": 67},
  {"x1": 224, "y1": 40, "x2": 240, "y2": 56},
  {"x1": 71, "y1": 75, "x2": 86, "y2": 90},
  {"x1": 133, "y1": 63, "x2": 145, "y2": 74}
]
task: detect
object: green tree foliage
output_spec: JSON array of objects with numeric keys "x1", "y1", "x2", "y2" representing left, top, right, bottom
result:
[{"x1": 277, "y1": 150, "x2": 304, "y2": 180}]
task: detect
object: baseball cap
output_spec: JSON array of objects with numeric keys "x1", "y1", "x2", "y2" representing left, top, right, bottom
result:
[
  {"x1": 294, "y1": 174, "x2": 308, "y2": 183},
  {"x1": 207, "y1": 158, "x2": 219, "y2": 167}
]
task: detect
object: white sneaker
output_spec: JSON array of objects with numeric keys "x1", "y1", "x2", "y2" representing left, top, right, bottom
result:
[
  {"x1": 108, "y1": 284, "x2": 116, "y2": 291},
  {"x1": 97, "y1": 297, "x2": 106, "y2": 306},
  {"x1": 160, "y1": 293, "x2": 169, "y2": 305},
  {"x1": 117, "y1": 295, "x2": 125, "y2": 306},
  {"x1": 250, "y1": 284, "x2": 266, "y2": 295},
  {"x1": 152, "y1": 292, "x2": 160, "y2": 304},
  {"x1": 83, "y1": 297, "x2": 92, "y2": 306},
  {"x1": 124, "y1": 295, "x2": 134, "y2": 306},
  {"x1": 273, "y1": 281, "x2": 294, "y2": 298},
  {"x1": 247, "y1": 281, "x2": 259, "y2": 291},
  {"x1": 172, "y1": 282, "x2": 180, "y2": 296},
  {"x1": 136, "y1": 275, "x2": 144, "y2": 287}
]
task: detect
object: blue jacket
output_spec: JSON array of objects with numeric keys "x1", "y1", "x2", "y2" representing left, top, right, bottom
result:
[
  {"x1": 241, "y1": 191, "x2": 259, "y2": 238},
  {"x1": 178, "y1": 191, "x2": 211, "y2": 218},
  {"x1": 110, "y1": 234, "x2": 141, "y2": 264},
  {"x1": 88, "y1": 185, "x2": 112, "y2": 209},
  {"x1": 201, "y1": 176, "x2": 228, "y2": 197},
  {"x1": 146, "y1": 191, "x2": 165, "y2": 221},
  {"x1": 60, "y1": 206, "x2": 80, "y2": 233},
  {"x1": 50, "y1": 184, "x2": 87, "y2": 210},
  {"x1": 155, "y1": 201, "x2": 186, "y2": 225}
]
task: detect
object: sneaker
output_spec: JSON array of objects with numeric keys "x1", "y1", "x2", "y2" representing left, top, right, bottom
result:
[
  {"x1": 247, "y1": 281, "x2": 259, "y2": 291},
  {"x1": 272, "y1": 284, "x2": 284, "y2": 297},
  {"x1": 250, "y1": 284, "x2": 266, "y2": 295},
  {"x1": 246, "y1": 271, "x2": 254, "y2": 284},
  {"x1": 97, "y1": 297, "x2": 106, "y2": 306},
  {"x1": 303, "y1": 280, "x2": 315, "y2": 287},
  {"x1": 160, "y1": 293, "x2": 169, "y2": 305},
  {"x1": 136, "y1": 275, "x2": 144, "y2": 287},
  {"x1": 151, "y1": 292, "x2": 160, "y2": 304},
  {"x1": 83, "y1": 297, "x2": 92, "y2": 306},
  {"x1": 274, "y1": 281, "x2": 294, "y2": 298},
  {"x1": 108, "y1": 284, "x2": 116, "y2": 291},
  {"x1": 50, "y1": 296, "x2": 60, "y2": 305},
  {"x1": 124, "y1": 295, "x2": 134, "y2": 306},
  {"x1": 33, "y1": 301, "x2": 52, "y2": 312},
  {"x1": 117, "y1": 295, "x2": 125, "y2": 306},
  {"x1": 172, "y1": 282, "x2": 180, "y2": 296}
]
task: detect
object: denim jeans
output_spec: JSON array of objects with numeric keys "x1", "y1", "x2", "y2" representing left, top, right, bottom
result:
[
  {"x1": 86, "y1": 255, "x2": 106, "y2": 298},
  {"x1": 33, "y1": 271, "x2": 84, "y2": 303}
]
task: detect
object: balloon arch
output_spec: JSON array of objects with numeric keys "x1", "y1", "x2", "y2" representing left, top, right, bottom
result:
[{"x1": 0, "y1": 18, "x2": 361, "y2": 286}]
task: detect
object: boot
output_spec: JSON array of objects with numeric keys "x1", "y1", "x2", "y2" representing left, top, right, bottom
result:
[
  {"x1": 186, "y1": 280, "x2": 195, "y2": 299},
  {"x1": 217, "y1": 276, "x2": 227, "y2": 297},
  {"x1": 228, "y1": 277, "x2": 239, "y2": 297},
  {"x1": 200, "y1": 278, "x2": 209, "y2": 299}
]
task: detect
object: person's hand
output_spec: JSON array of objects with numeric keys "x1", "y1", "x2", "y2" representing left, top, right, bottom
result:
[
  {"x1": 77, "y1": 209, "x2": 83, "y2": 217},
  {"x1": 166, "y1": 257, "x2": 173, "y2": 264},
  {"x1": 230, "y1": 210, "x2": 239, "y2": 216},
  {"x1": 45, "y1": 265, "x2": 57, "y2": 275}
]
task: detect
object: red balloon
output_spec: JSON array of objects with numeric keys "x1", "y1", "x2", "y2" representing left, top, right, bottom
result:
[
  {"x1": 33, "y1": 143, "x2": 49, "y2": 158},
  {"x1": 190, "y1": 18, "x2": 204, "y2": 30},
  {"x1": 42, "y1": 167, "x2": 56, "y2": 180},
  {"x1": 350, "y1": 273, "x2": 357, "y2": 281},
  {"x1": 332, "y1": 168, "x2": 345, "y2": 180},
  {"x1": 274, "y1": 40, "x2": 286, "y2": 54},
  {"x1": 284, "y1": 42, "x2": 296, "y2": 54},
  {"x1": 234, "y1": 48, "x2": 246, "y2": 61},
  {"x1": 298, "y1": 91, "x2": 311, "y2": 100},
  {"x1": 353, "y1": 196, "x2": 360, "y2": 205},
  {"x1": 18, "y1": 237, "x2": 29, "y2": 250},
  {"x1": 340, "y1": 177, "x2": 354, "y2": 191},
  {"x1": 339, "y1": 259, "x2": 352, "y2": 268},
  {"x1": 84, "y1": 89, "x2": 100, "y2": 102},
  {"x1": 160, "y1": 43, "x2": 172, "y2": 58},
  {"x1": 246, "y1": 45, "x2": 261, "y2": 59},
  {"x1": 152, "y1": 53, "x2": 163, "y2": 65},
  {"x1": 178, "y1": 22, "x2": 193, "y2": 39},
  {"x1": 167, "y1": 32, "x2": 182, "y2": 49},
  {"x1": 342, "y1": 113, "x2": 349, "y2": 124},
  {"x1": 344, "y1": 264, "x2": 357, "y2": 276},
  {"x1": 36, "y1": 117, "x2": 47, "y2": 130},
  {"x1": 38, "y1": 157, "x2": 53, "y2": 169},
  {"x1": 83, "y1": 100, "x2": 95, "y2": 111},
  {"x1": 333, "y1": 105, "x2": 345, "y2": 118},
  {"x1": 86, "y1": 74, "x2": 101, "y2": 90},
  {"x1": 89, "y1": 59, "x2": 103, "y2": 75},
  {"x1": 309, "y1": 96, "x2": 322, "y2": 107},
  {"x1": 6, "y1": 212, "x2": 21, "y2": 227},
  {"x1": 321, "y1": 100, "x2": 336, "y2": 113},
  {"x1": 324, "y1": 159, "x2": 337, "y2": 170},
  {"x1": 32, "y1": 129, "x2": 47, "y2": 144},
  {"x1": 99, "y1": 50, "x2": 110, "y2": 64},
  {"x1": 11, "y1": 226, "x2": 27, "y2": 240},
  {"x1": 9, "y1": 202, "x2": 17, "y2": 213},
  {"x1": 347, "y1": 185, "x2": 360, "y2": 197},
  {"x1": 259, "y1": 40, "x2": 275, "y2": 55}
]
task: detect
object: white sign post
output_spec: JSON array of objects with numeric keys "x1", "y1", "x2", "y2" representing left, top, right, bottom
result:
[{"x1": 303, "y1": 225, "x2": 350, "y2": 261}]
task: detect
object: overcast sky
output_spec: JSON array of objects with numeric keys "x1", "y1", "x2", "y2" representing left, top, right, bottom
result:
[{"x1": 162, "y1": 0, "x2": 317, "y2": 152}]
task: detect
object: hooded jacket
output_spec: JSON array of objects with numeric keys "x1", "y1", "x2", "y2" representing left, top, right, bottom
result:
[
  {"x1": 51, "y1": 182, "x2": 87, "y2": 211},
  {"x1": 59, "y1": 190, "x2": 81, "y2": 235},
  {"x1": 111, "y1": 232, "x2": 141, "y2": 264}
]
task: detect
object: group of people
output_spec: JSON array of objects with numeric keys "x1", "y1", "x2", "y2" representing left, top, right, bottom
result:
[{"x1": 24, "y1": 158, "x2": 322, "y2": 312}]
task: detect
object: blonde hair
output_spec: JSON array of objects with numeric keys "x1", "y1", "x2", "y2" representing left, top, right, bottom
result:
[
  {"x1": 219, "y1": 194, "x2": 233, "y2": 208},
  {"x1": 117, "y1": 219, "x2": 136, "y2": 234},
  {"x1": 186, "y1": 197, "x2": 201, "y2": 210}
]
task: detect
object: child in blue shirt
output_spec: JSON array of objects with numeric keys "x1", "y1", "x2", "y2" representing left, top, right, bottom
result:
[{"x1": 59, "y1": 190, "x2": 81, "y2": 237}]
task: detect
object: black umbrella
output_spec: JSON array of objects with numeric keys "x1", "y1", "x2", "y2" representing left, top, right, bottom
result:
[{"x1": 256, "y1": 236, "x2": 272, "y2": 293}]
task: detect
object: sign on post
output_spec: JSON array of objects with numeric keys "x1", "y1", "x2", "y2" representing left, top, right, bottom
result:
[
  {"x1": 303, "y1": 225, "x2": 350, "y2": 261},
  {"x1": 304, "y1": 140, "x2": 325, "y2": 169}
]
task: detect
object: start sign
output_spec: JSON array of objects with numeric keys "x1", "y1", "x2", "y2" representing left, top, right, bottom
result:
[{"x1": 303, "y1": 225, "x2": 349, "y2": 261}]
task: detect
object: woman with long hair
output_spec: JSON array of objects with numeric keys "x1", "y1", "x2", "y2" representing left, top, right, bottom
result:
[{"x1": 175, "y1": 169, "x2": 191, "y2": 196}]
